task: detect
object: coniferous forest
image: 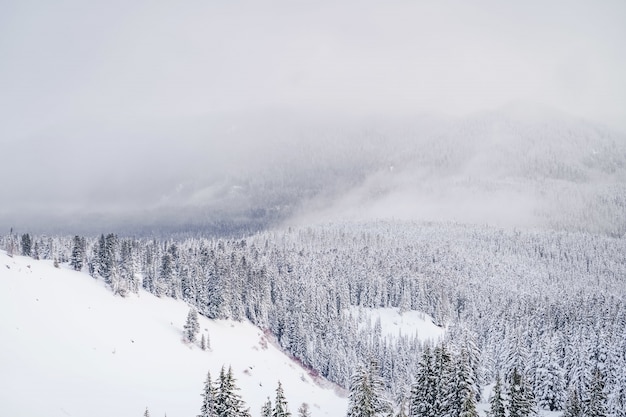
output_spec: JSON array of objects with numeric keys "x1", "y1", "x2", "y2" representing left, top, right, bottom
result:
[{"x1": 3, "y1": 220, "x2": 625, "y2": 416}]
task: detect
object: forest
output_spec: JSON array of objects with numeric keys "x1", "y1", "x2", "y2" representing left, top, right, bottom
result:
[{"x1": 3, "y1": 220, "x2": 624, "y2": 416}]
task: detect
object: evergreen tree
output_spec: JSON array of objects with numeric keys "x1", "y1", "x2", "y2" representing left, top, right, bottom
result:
[
  {"x1": 297, "y1": 403, "x2": 311, "y2": 417},
  {"x1": 215, "y1": 366, "x2": 247, "y2": 417},
  {"x1": 432, "y1": 344, "x2": 454, "y2": 417},
  {"x1": 20, "y1": 233, "x2": 32, "y2": 257},
  {"x1": 184, "y1": 307, "x2": 200, "y2": 343},
  {"x1": 32, "y1": 240, "x2": 40, "y2": 260},
  {"x1": 454, "y1": 350, "x2": 478, "y2": 417},
  {"x1": 535, "y1": 348, "x2": 565, "y2": 411},
  {"x1": 199, "y1": 370, "x2": 218, "y2": 417},
  {"x1": 562, "y1": 387, "x2": 583, "y2": 417},
  {"x1": 409, "y1": 347, "x2": 435, "y2": 417},
  {"x1": 70, "y1": 235, "x2": 85, "y2": 271},
  {"x1": 144, "y1": 407, "x2": 150, "y2": 417},
  {"x1": 119, "y1": 239, "x2": 138, "y2": 295},
  {"x1": 273, "y1": 381, "x2": 290, "y2": 417},
  {"x1": 347, "y1": 360, "x2": 391, "y2": 417},
  {"x1": 585, "y1": 368, "x2": 607, "y2": 417},
  {"x1": 508, "y1": 367, "x2": 536, "y2": 417},
  {"x1": 261, "y1": 398, "x2": 272, "y2": 417},
  {"x1": 488, "y1": 375, "x2": 506, "y2": 417}
]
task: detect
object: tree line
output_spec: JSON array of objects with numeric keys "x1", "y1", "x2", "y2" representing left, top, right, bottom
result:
[{"x1": 2, "y1": 221, "x2": 624, "y2": 416}]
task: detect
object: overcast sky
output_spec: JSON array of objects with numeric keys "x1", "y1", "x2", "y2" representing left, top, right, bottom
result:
[{"x1": 1, "y1": 0, "x2": 625, "y2": 231}]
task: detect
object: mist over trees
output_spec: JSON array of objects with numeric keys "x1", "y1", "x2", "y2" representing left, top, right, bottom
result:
[{"x1": 3, "y1": 109, "x2": 626, "y2": 238}]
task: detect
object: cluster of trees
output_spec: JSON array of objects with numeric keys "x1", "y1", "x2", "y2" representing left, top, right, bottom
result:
[
  {"x1": 2, "y1": 221, "x2": 624, "y2": 416},
  {"x1": 195, "y1": 366, "x2": 310, "y2": 417}
]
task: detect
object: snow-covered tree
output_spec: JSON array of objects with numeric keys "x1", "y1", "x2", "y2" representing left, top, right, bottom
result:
[
  {"x1": 454, "y1": 350, "x2": 478, "y2": 417},
  {"x1": 585, "y1": 369, "x2": 607, "y2": 417},
  {"x1": 261, "y1": 398, "x2": 272, "y2": 417},
  {"x1": 508, "y1": 367, "x2": 536, "y2": 417},
  {"x1": 489, "y1": 375, "x2": 506, "y2": 417},
  {"x1": 184, "y1": 307, "x2": 200, "y2": 343},
  {"x1": 70, "y1": 235, "x2": 85, "y2": 271},
  {"x1": 199, "y1": 370, "x2": 218, "y2": 417},
  {"x1": 297, "y1": 403, "x2": 311, "y2": 417},
  {"x1": 409, "y1": 347, "x2": 435, "y2": 417},
  {"x1": 20, "y1": 233, "x2": 32, "y2": 257},
  {"x1": 215, "y1": 366, "x2": 247, "y2": 417},
  {"x1": 347, "y1": 360, "x2": 391, "y2": 417},
  {"x1": 562, "y1": 387, "x2": 583, "y2": 417},
  {"x1": 273, "y1": 381, "x2": 290, "y2": 417}
]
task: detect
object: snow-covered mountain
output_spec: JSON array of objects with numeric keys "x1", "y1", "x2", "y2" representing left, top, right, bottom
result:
[
  {"x1": 4, "y1": 106, "x2": 625, "y2": 237},
  {"x1": 0, "y1": 250, "x2": 347, "y2": 417}
]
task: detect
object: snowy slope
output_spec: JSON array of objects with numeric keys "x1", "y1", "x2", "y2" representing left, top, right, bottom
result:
[
  {"x1": 0, "y1": 251, "x2": 347, "y2": 417},
  {"x1": 349, "y1": 307, "x2": 445, "y2": 343}
]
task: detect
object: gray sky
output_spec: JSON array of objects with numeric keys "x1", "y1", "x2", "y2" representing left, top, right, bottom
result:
[{"x1": 1, "y1": 0, "x2": 625, "y2": 232}]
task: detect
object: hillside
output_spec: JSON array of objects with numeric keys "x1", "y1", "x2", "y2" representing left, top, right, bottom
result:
[{"x1": 0, "y1": 250, "x2": 347, "y2": 417}]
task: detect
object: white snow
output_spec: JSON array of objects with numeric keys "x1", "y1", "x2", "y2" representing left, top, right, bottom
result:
[
  {"x1": 349, "y1": 306, "x2": 445, "y2": 343},
  {"x1": 0, "y1": 251, "x2": 347, "y2": 417}
]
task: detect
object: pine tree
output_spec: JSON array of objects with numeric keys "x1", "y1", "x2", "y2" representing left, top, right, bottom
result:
[
  {"x1": 6, "y1": 228, "x2": 16, "y2": 257},
  {"x1": 455, "y1": 350, "x2": 478, "y2": 417},
  {"x1": 585, "y1": 368, "x2": 607, "y2": 417},
  {"x1": 432, "y1": 344, "x2": 454, "y2": 417},
  {"x1": 273, "y1": 381, "x2": 291, "y2": 417},
  {"x1": 199, "y1": 370, "x2": 218, "y2": 417},
  {"x1": 488, "y1": 375, "x2": 506, "y2": 417},
  {"x1": 144, "y1": 407, "x2": 150, "y2": 417},
  {"x1": 508, "y1": 367, "x2": 536, "y2": 417},
  {"x1": 215, "y1": 366, "x2": 247, "y2": 417},
  {"x1": 562, "y1": 387, "x2": 583, "y2": 417},
  {"x1": 184, "y1": 307, "x2": 200, "y2": 343},
  {"x1": 409, "y1": 347, "x2": 435, "y2": 417},
  {"x1": 70, "y1": 235, "x2": 85, "y2": 271},
  {"x1": 261, "y1": 398, "x2": 273, "y2": 417},
  {"x1": 20, "y1": 233, "x2": 32, "y2": 257},
  {"x1": 297, "y1": 403, "x2": 311, "y2": 417},
  {"x1": 347, "y1": 360, "x2": 391, "y2": 417},
  {"x1": 535, "y1": 348, "x2": 565, "y2": 411}
]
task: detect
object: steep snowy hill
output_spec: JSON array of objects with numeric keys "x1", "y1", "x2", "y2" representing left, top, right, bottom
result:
[{"x1": 0, "y1": 251, "x2": 347, "y2": 417}]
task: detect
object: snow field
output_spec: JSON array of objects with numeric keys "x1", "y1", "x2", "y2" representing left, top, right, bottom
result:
[{"x1": 0, "y1": 251, "x2": 347, "y2": 417}]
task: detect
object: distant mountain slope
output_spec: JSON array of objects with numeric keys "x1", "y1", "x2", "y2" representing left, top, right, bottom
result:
[
  {"x1": 288, "y1": 106, "x2": 626, "y2": 236},
  {"x1": 0, "y1": 251, "x2": 347, "y2": 417},
  {"x1": 3, "y1": 105, "x2": 624, "y2": 236}
]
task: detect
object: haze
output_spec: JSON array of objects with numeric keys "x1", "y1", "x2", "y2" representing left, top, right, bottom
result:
[{"x1": 1, "y1": 0, "x2": 625, "y2": 234}]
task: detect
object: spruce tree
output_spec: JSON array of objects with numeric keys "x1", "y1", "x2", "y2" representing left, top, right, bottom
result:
[
  {"x1": 20, "y1": 233, "x2": 32, "y2": 257},
  {"x1": 585, "y1": 369, "x2": 608, "y2": 417},
  {"x1": 432, "y1": 344, "x2": 454, "y2": 417},
  {"x1": 535, "y1": 348, "x2": 565, "y2": 411},
  {"x1": 215, "y1": 366, "x2": 247, "y2": 417},
  {"x1": 508, "y1": 367, "x2": 536, "y2": 417},
  {"x1": 70, "y1": 235, "x2": 85, "y2": 271},
  {"x1": 562, "y1": 387, "x2": 583, "y2": 417},
  {"x1": 261, "y1": 398, "x2": 273, "y2": 417},
  {"x1": 297, "y1": 403, "x2": 311, "y2": 417},
  {"x1": 455, "y1": 350, "x2": 478, "y2": 417},
  {"x1": 184, "y1": 307, "x2": 200, "y2": 343},
  {"x1": 347, "y1": 360, "x2": 391, "y2": 417},
  {"x1": 489, "y1": 375, "x2": 506, "y2": 417},
  {"x1": 273, "y1": 381, "x2": 291, "y2": 417},
  {"x1": 199, "y1": 370, "x2": 218, "y2": 417},
  {"x1": 409, "y1": 347, "x2": 435, "y2": 417}
]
